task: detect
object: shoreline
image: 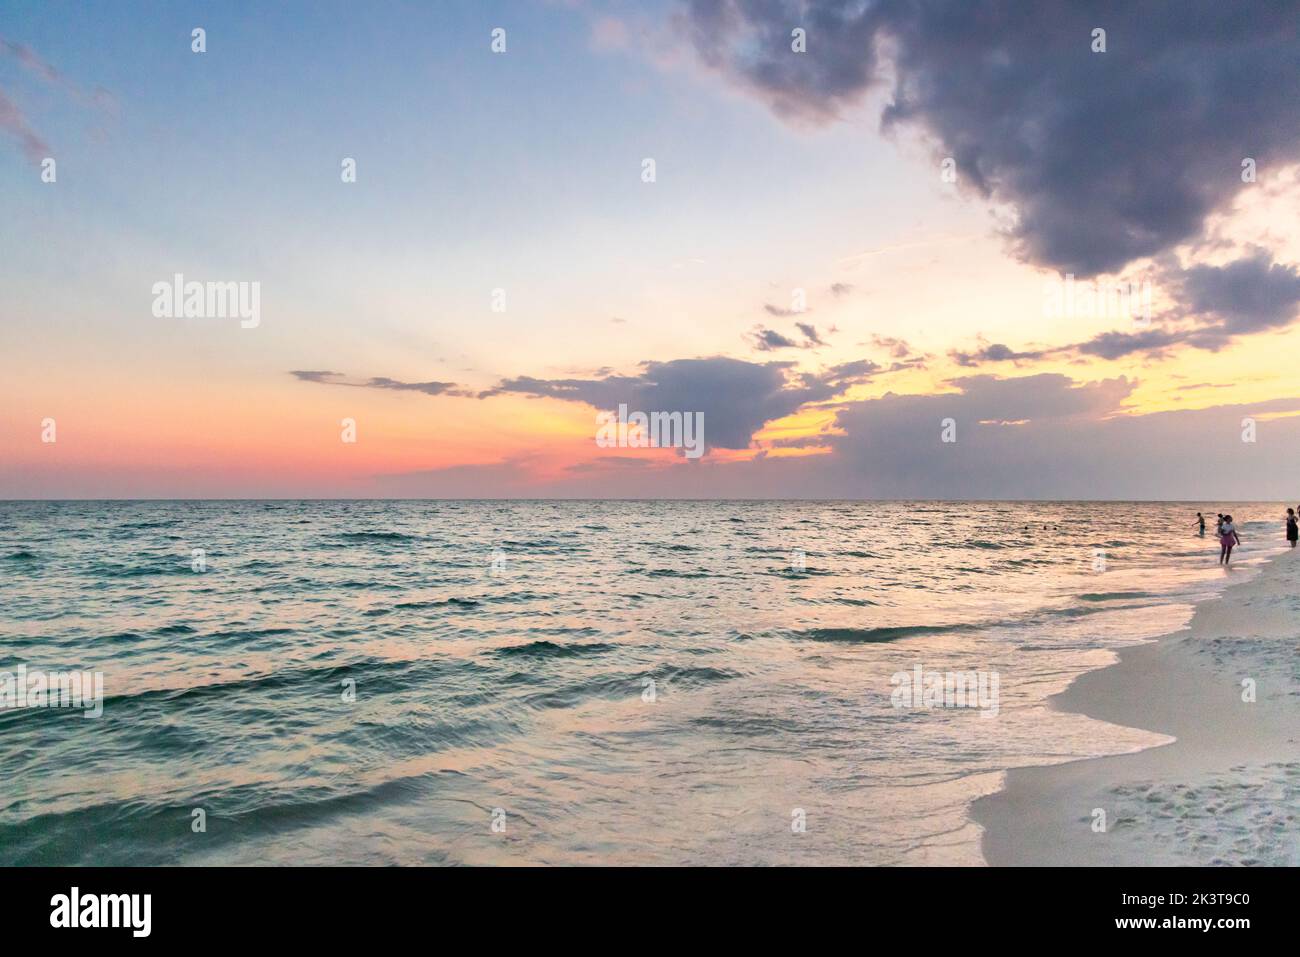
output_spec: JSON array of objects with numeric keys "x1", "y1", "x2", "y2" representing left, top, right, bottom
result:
[{"x1": 972, "y1": 546, "x2": 1300, "y2": 865}]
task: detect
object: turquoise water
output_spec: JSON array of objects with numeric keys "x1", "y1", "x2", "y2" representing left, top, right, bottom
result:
[{"x1": 0, "y1": 501, "x2": 1288, "y2": 865}]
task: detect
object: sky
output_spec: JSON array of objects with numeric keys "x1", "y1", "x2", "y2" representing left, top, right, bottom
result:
[{"x1": 2, "y1": 0, "x2": 1300, "y2": 499}]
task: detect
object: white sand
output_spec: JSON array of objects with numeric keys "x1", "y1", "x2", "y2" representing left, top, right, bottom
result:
[{"x1": 972, "y1": 548, "x2": 1300, "y2": 866}]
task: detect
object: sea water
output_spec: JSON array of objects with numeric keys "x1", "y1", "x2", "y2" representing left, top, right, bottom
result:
[{"x1": 0, "y1": 500, "x2": 1287, "y2": 865}]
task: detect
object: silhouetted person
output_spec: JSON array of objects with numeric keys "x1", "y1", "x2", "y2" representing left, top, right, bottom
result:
[{"x1": 1219, "y1": 515, "x2": 1241, "y2": 565}]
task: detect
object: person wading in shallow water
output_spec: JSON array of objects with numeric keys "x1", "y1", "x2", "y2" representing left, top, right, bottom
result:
[
  {"x1": 1195, "y1": 512, "x2": 1206, "y2": 536},
  {"x1": 1219, "y1": 515, "x2": 1241, "y2": 565},
  {"x1": 1286, "y1": 508, "x2": 1298, "y2": 549}
]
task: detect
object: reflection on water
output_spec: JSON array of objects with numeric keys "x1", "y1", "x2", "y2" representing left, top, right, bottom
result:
[{"x1": 0, "y1": 500, "x2": 1285, "y2": 864}]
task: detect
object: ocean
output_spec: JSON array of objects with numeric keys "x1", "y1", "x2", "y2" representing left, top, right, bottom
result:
[{"x1": 0, "y1": 500, "x2": 1288, "y2": 865}]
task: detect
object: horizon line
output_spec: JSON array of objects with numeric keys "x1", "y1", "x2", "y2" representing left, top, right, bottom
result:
[{"x1": 0, "y1": 498, "x2": 1289, "y2": 505}]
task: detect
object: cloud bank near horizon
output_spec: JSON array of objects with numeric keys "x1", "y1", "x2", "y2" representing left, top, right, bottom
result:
[{"x1": 368, "y1": 371, "x2": 1300, "y2": 500}]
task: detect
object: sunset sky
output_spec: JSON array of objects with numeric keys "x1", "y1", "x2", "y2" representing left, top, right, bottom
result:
[{"x1": 3, "y1": 0, "x2": 1300, "y2": 499}]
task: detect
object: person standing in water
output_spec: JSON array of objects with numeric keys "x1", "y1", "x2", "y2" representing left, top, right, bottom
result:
[
  {"x1": 1195, "y1": 512, "x2": 1206, "y2": 536},
  {"x1": 1287, "y1": 508, "x2": 1298, "y2": 549},
  {"x1": 1219, "y1": 515, "x2": 1241, "y2": 565}
]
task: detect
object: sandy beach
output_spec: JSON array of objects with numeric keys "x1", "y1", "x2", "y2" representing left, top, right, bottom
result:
[{"x1": 973, "y1": 547, "x2": 1300, "y2": 866}]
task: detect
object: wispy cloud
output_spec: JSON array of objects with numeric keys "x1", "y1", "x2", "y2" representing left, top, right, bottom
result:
[
  {"x1": 748, "y1": 322, "x2": 830, "y2": 351},
  {"x1": 0, "y1": 35, "x2": 118, "y2": 164},
  {"x1": 1, "y1": 36, "x2": 117, "y2": 111},
  {"x1": 0, "y1": 88, "x2": 49, "y2": 162},
  {"x1": 289, "y1": 370, "x2": 468, "y2": 397}
]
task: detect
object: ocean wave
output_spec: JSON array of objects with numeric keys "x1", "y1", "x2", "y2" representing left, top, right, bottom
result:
[
  {"x1": 492, "y1": 640, "x2": 614, "y2": 659},
  {"x1": 524, "y1": 665, "x2": 737, "y2": 710},
  {"x1": 0, "y1": 769, "x2": 456, "y2": 866},
  {"x1": 690, "y1": 714, "x2": 806, "y2": 736},
  {"x1": 302, "y1": 579, "x2": 402, "y2": 590},
  {"x1": 481, "y1": 590, "x2": 552, "y2": 604},
  {"x1": 792, "y1": 624, "x2": 974, "y2": 643},
  {"x1": 73, "y1": 656, "x2": 488, "y2": 714},
  {"x1": 498, "y1": 538, "x2": 574, "y2": 549},
  {"x1": 639, "y1": 568, "x2": 717, "y2": 579},
  {"x1": 115, "y1": 519, "x2": 178, "y2": 530},
  {"x1": 238, "y1": 559, "x2": 282, "y2": 570},
  {"x1": 204, "y1": 625, "x2": 297, "y2": 642},
  {"x1": 658, "y1": 665, "x2": 740, "y2": 686},
  {"x1": 393, "y1": 597, "x2": 480, "y2": 611},
  {"x1": 524, "y1": 676, "x2": 640, "y2": 710},
  {"x1": 1078, "y1": 591, "x2": 1154, "y2": 602},
  {"x1": 95, "y1": 630, "x2": 147, "y2": 644},
  {"x1": 94, "y1": 560, "x2": 193, "y2": 578}
]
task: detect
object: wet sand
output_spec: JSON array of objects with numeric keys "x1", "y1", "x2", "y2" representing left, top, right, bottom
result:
[{"x1": 973, "y1": 548, "x2": 1300, "y2": 866}]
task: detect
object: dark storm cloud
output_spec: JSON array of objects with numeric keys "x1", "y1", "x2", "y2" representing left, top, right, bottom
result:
[
  {"x1": 1179, "y1": 250, "x2": 1300, "y2": 334},
  {"x1": 479, "y1": 355, "x2": 881, "y2": 450},
  {"x1": 685, "y1": 0, "x2": 883, "y2": 122},
  {"x1": 684, "y1": 1, "x2": 1300, "y2": 276}
]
